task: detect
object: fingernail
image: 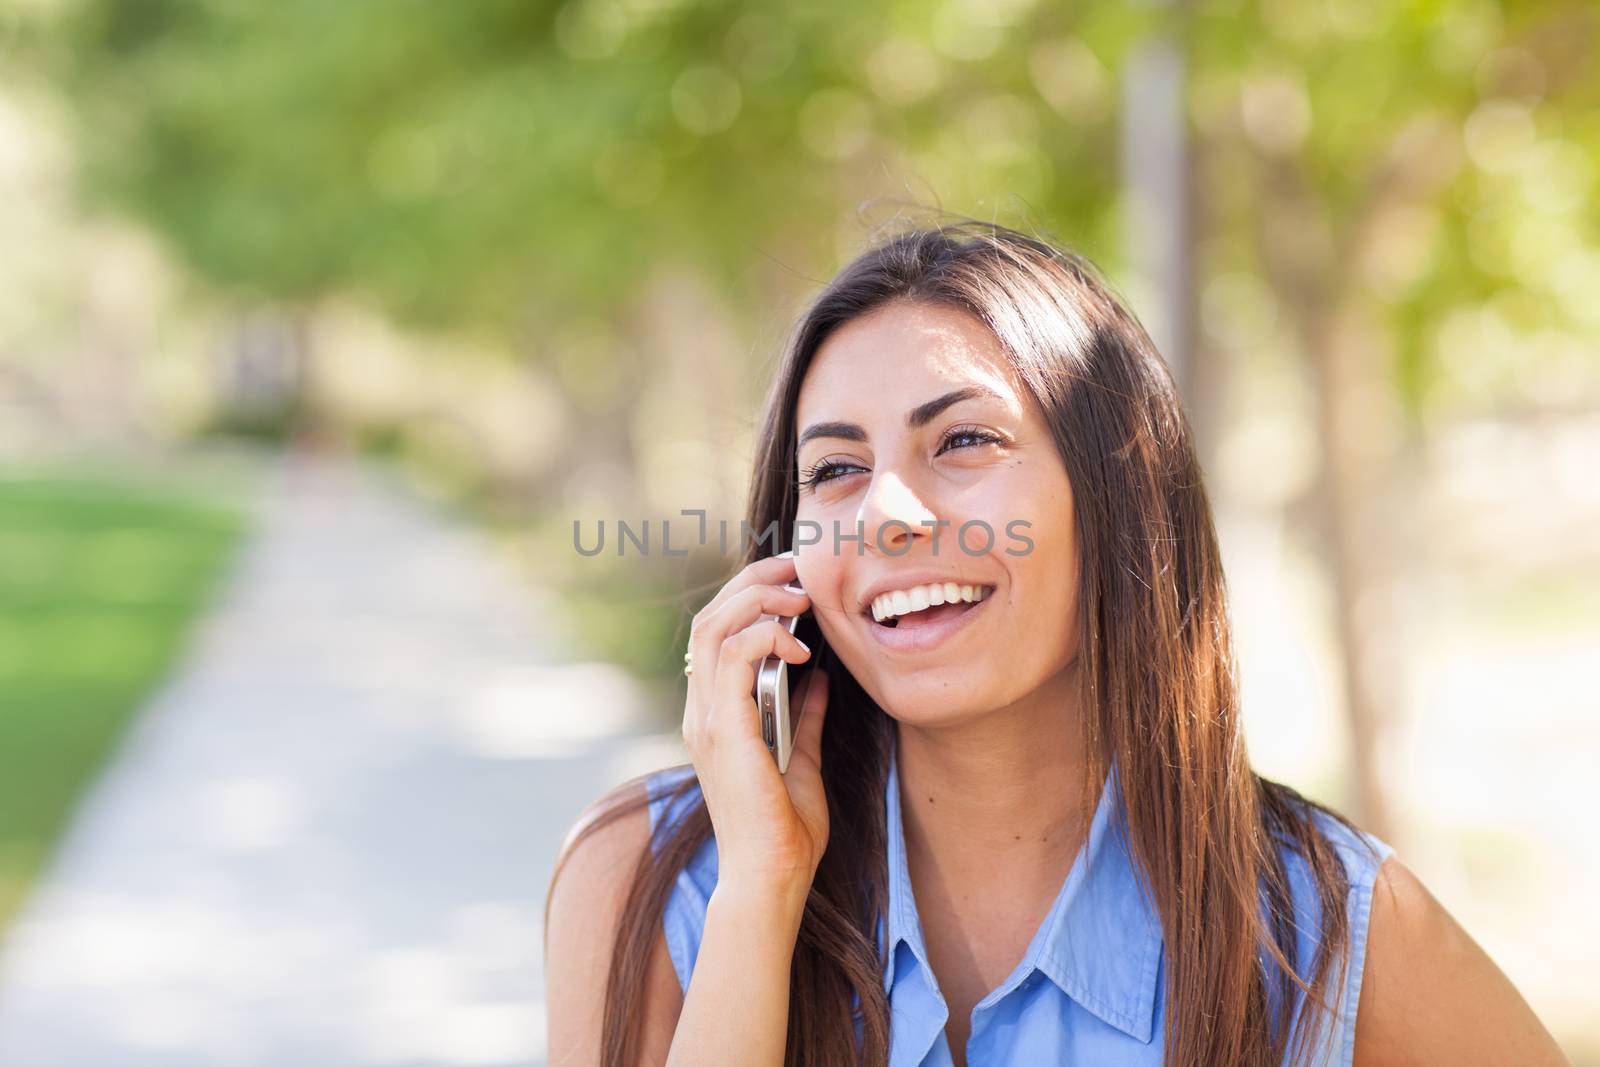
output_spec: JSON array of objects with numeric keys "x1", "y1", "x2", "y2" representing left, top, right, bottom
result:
[
  {"x1": 795, "y1": 636, "x2": 810, "y2": 653},
  {"x1": 775, "y1": 549, "x2": 795, "y2": 559}
]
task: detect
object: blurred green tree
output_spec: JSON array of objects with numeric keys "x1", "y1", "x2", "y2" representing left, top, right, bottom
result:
[
  {"x1": 37, "y1": 1, "x2": 1155, "y2": 336},
  {"x1": 22, "y1": 0, "x2": 1600, "y2": 836},
  {"x1": 1188, "y1": 0, "x2": 1598, "y2": 837}
]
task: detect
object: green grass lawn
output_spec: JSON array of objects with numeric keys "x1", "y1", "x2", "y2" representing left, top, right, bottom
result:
[{"x1": 0, "y1": 474, "x2": 245, "y2": 938}]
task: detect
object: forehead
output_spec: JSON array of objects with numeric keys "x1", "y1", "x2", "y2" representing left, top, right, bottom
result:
[{"x1": 796, "y1": 301, "x2": 1022, "y2": 425}]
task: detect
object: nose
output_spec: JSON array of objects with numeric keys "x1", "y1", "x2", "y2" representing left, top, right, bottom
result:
[{"x1": 856, "y1": 470, "x2": 938, "y2": 557}]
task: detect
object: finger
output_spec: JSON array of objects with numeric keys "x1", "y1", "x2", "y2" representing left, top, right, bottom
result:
[
  {"x1": 686, "y1": 581, "x2": 807, "y2": 741},
  {"x1": 699, "y1": 582, "x2": 810, "y2": 650},
  {"x1": 685, "y1": 552, "x2": 807, "y2": 748},
  {"x1": 692, "y1": 551, "x2": 800, "y2": 630},
  {"x1": 709, "y1": 619, "x2": 812, "y2": 742}
]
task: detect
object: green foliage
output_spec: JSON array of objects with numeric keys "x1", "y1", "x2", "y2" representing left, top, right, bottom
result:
[
  {"x1": 39, "y1": 0, "x2": 1149, "y2": 335},
  {"x1": 1187, "y1": 0, "x2": 1600, "y2": 422},
  {"x1": 25, "y1": 0, "x2": 1599, "y2": 417}
]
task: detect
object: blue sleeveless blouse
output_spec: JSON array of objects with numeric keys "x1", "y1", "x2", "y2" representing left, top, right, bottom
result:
[{"x1": 645, "y1": 736, "x2": 1394, "y2": 1066}]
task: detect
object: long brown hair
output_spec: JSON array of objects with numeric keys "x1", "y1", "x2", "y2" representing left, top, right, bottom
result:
[{"x1": 546, "y1": 219, "x2": 1383, "y2": 1066}]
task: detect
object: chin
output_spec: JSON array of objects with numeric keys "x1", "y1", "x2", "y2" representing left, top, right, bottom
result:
[{"x1": 873, "y1": 682, "x2": 996, "y2": 726}]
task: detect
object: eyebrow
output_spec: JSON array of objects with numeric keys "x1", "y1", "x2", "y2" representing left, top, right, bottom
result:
[{"x1": 796, "y1": 385, "x2": 1003, "y2": 450}]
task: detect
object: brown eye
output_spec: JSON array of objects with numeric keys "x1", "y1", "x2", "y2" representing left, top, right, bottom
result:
[
  {"x1": 937, "y1": 426, "x2": 1003, "y2": 454},
  {"x1": 798, "y1": 456, "x2": 866, "y2": 491}
]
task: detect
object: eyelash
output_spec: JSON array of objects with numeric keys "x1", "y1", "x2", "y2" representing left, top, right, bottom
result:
[{"x1": 797, "y1": 426, "x2": 1004, "y2": 491}]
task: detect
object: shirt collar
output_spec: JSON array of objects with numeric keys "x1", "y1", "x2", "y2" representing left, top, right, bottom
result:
[{"x1": 881, "y1": 731, "x2": 1164, "y2": 1043}]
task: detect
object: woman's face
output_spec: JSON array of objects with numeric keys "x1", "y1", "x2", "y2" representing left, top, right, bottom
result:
[{"x1": 792, "y1": 299, "x2": 1081, "y2": 725}]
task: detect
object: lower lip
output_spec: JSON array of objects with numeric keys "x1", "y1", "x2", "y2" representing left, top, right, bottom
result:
[{"x1": 862, "y1": 592, "x2": 993, "y2": 654}]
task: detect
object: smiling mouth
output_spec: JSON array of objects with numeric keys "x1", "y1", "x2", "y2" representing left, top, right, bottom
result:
[{"x1": 869, "y1": 583, "x2": 994, "y2": 628}]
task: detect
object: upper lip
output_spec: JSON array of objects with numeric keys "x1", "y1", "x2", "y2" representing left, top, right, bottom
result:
[{"x1": 855, "y1": 572, "x2": 998, "y2": 615}]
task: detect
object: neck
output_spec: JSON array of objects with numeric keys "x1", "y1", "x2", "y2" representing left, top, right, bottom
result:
[{"x1": 894, "y1": 666, "x2": 1093, "y2": 888}]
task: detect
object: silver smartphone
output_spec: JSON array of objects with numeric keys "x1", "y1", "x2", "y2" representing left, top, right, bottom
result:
[{"x1": 754, "y1": 579, "x2": 822, "y2": 774}]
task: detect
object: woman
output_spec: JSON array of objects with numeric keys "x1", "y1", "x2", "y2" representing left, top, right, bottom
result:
[{"x1": 544, "y1": 222, "x2": 1567, "y2": 1066}]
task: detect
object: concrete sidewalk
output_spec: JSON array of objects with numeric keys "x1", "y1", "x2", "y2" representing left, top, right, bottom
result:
[{"x1": 0, "y1": 453, "x2": 684, "y2": 1066}]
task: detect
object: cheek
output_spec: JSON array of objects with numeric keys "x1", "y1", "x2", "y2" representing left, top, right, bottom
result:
[
  {"x1": 1025, "y1": 539, "x2": 1082, "y2": 664},
  {"x1": 989, "y1": 475, "x2": 1078, "y2": 629},
  {"x1": 956, "y1": 465, "x2": 1070, "y2": 554},
  {"x1": 795, "y1": 553, "x2": 852, "y2": 635}
]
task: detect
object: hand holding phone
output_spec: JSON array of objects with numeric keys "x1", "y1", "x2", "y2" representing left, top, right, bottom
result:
[
  {"x1": 679, "y1": 553, "x2": 831, "y2": 891},
  {"x1": 754, "y1": 579, "x2": 824, "y2": 774}
]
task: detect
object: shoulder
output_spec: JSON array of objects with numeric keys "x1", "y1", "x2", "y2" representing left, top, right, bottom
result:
[
  {"x1": 1266, "y1": 807, "x2": 1564, "y2": 1066},
  {"x1": 545, "y1": 777, "x2": 656, "y2": 971},
  {"x1": 549, "y1": 765, "x2": 702, "y2": 877},
  {"x1": 1354, "y1": 854, "x2": 1569, "y2": 1066},
  {"x1": 550, "y1": 776, "x2": 654, "y2": 893},
  {"x1": 1268, "y1": 804, "x2": 1394, "y2": 974},
  {"x1": 1261, "y1": 804, "x2": 1392, "y2": 1064},
  {"x1": 544, "y1": 774, "x2": 685, "y2": 1066},
  {"x1": 637, "y1": 766, "x2": 720, "y2": 995}
]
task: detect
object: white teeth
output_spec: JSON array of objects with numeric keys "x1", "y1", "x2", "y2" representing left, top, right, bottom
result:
[{"x1": 871, "y1": 581, "x2": 995, "y2": 622}]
